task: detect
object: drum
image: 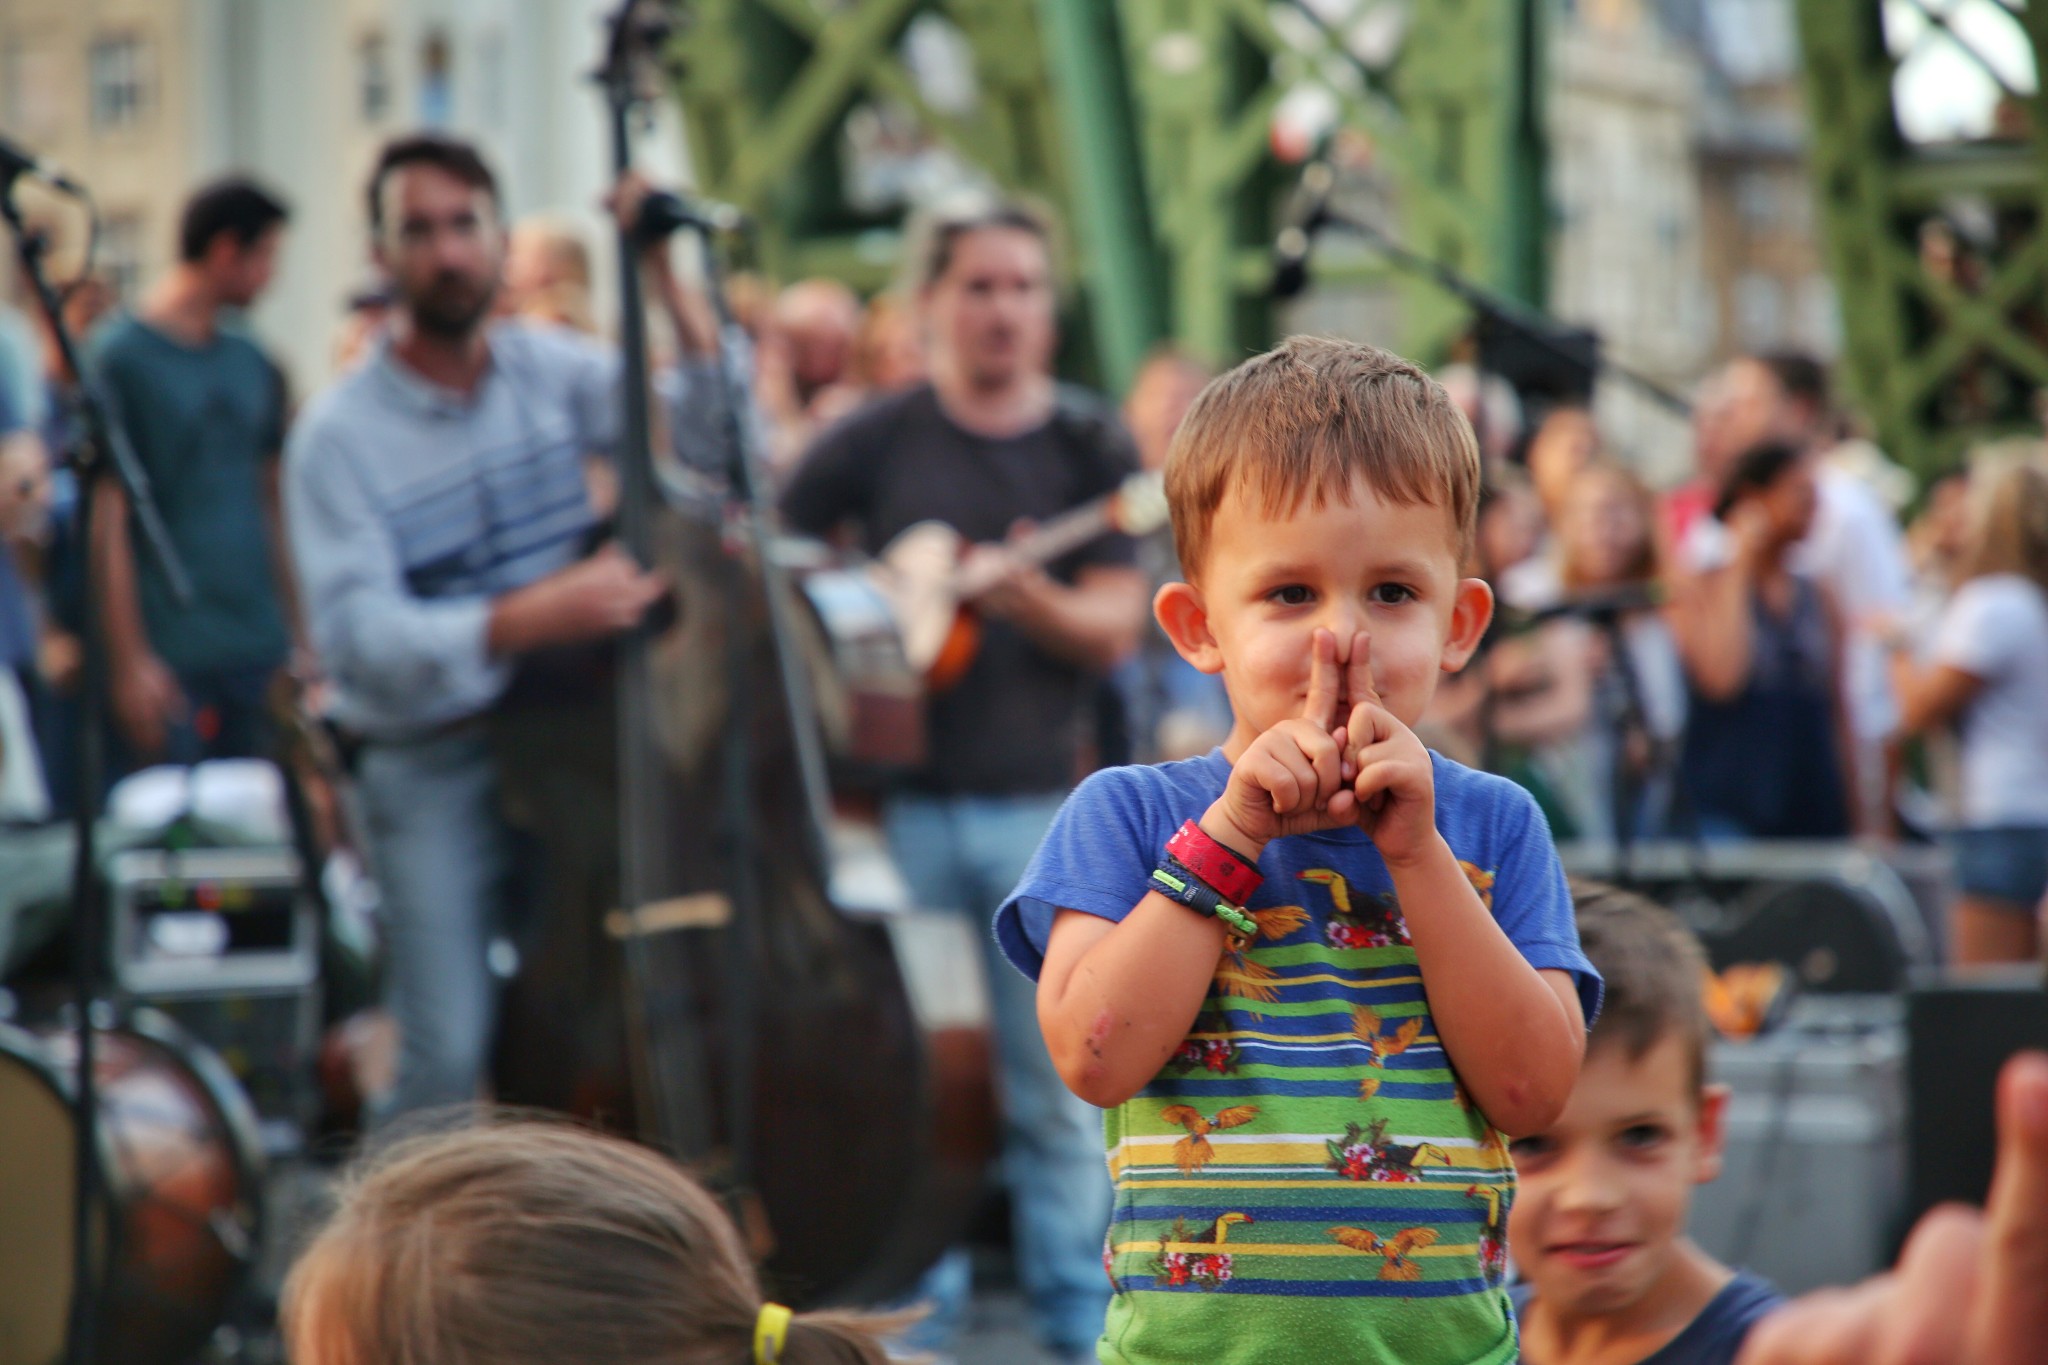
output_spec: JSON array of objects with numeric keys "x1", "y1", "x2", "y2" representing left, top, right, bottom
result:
[{"x1": 0, "y1": 1008, "x2": 263, "y2": 1365}]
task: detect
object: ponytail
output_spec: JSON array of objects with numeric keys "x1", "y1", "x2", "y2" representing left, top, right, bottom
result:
[
  {"x1": 283, "y1": 1116, "x2": 920, "y2": 1365},
  {"x1": 781, "y1": 1308, "x2": 916, "y2": 1364}
]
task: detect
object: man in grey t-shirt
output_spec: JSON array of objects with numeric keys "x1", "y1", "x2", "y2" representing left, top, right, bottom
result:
[{"x1": 287, "y1": 134, "x2": 708, "y2": 1122}]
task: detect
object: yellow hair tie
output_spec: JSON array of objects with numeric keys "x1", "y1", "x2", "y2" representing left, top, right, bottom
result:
[{"x1": 753, "y1": 1302, "x2": 793, "y2": 1364}]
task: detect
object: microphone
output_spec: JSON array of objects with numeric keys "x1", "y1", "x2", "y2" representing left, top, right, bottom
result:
[
  {"x1": 1270, "y1": 159, "x2": 1336, "y2": 300},
  {"x1": 632, "y1": 188, "x2": 750, "y2": 243},
  {"x1": 0, "y1": 135, "x2": 86, "y2": 196}
]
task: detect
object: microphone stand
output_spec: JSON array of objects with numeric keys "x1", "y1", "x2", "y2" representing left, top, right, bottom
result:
[
  {"x1": 1592, "y1": 607, "x2": 1653, "y2": 880},
  {"x1": 1297, "y1": 203, "x2": 1696, "y2": 417},
  {"x1": 596, "y1": 0, "x2": 718, "y2": 1163},
  {"x1": 2, "y1": 170, "x2": 193, "y2": 1365},
  {"x1": 597, "y1": 0, "x2": 826, "y2": 1247}
]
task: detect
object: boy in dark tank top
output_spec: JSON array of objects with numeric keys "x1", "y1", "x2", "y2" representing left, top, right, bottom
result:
[{"x1": 1509, "y1": 884, "x2": 1784, "y2": 1365}]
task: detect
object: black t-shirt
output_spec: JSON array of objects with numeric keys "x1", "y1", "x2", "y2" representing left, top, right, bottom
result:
[
  {"x1": 1511, "y1": 1272, "x2": 1784, "y2": 1365},
  {"x1": 779, "y1": 383, "x2": 1139, "y2": 795}
]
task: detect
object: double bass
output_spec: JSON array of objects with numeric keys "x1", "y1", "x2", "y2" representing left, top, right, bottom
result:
[{"x1": 489, "y1": 0, "x2": 993, "y2": 1306}]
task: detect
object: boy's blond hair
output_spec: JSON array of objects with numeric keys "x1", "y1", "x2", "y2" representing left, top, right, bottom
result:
[
  {"x1": 1163, "y1": 335, "x2": 1482, "y2": 578},
  {"x1": 1570, "y1": 880, "x2": 1713, "y2": 1095}
]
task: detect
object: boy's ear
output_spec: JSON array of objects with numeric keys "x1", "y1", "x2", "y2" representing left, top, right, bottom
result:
[
  {"x1": 1692, "y1": 1082, "x2": 1732, "y2": 1184},
  {"x1": 1439, "y1": 577, "x2": 1496, "y2": 673},
  {"x1": 1154, "y1": 581, "x2": 1225, "y2": 675}
]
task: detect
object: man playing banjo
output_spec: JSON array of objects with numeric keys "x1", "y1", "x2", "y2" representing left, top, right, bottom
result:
[{"x1": 779, "y1": 196, "x2": 1149, "y2": 1363}]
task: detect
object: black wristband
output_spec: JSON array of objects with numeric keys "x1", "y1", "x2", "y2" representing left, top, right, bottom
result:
[{"x1": 1151, "y1": 854, "x2": 1258, "y2": 937}]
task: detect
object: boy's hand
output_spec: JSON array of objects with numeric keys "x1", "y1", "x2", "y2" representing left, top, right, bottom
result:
[
  {"x1": 1341, "y1": 632, "x2": 1440, "y2": 868},
  {"x1": 1202, "y1": 629, "x2": 1358, "y2": 859},
  {"x1": 1738, "y1": 1052, "x2": 2048, "y2": 1365}
]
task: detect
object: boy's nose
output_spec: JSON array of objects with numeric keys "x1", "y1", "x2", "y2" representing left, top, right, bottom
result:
[
  {"x1": 1551, "y1": 1158, "x2": 1626, "y2": 1217},
  {"x1": 1318, "y1": 599, "x2": 1367, "y2": 643}
]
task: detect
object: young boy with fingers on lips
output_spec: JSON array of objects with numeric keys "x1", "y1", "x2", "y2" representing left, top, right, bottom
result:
[{"x1": 995, "y1": 336, "x2": 1601, "y2": 1363}]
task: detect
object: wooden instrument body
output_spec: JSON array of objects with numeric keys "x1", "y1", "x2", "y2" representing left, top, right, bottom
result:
[
  {"x1": 489, "y1": 10, "x2": 993, "y2": 1298},
  {"x1": 490, "y1": 483, "x2": 995, "y2": 1304}
]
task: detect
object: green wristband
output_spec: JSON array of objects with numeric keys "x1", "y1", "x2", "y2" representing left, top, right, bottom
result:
[{"x1": 1150, "y1": 864, "x2": 1258, "y2": 938}]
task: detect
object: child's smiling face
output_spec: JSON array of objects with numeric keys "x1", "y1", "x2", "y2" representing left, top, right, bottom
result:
[
  {"x1": 1506, "y1": 1034, "x2": 1728, "y2": 1320},
  {"x1": 1157, "y1": 474, "x2": 1491, "y2": 758}
]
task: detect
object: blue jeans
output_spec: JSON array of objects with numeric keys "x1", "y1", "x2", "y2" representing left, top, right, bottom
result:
[
  {"x1": 885, "y1": 790, "x2": 1112, "y2": 1358},
  {"x1": 1950, "y1": 825, "x2": 2048, "y2": 908},
  {"x1": 355, "y1": 724, "x2": 513, "y2": 1125}
]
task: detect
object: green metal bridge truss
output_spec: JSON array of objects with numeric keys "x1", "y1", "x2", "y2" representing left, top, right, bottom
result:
[
  {"x1": 1795, "y1": 0, "x2": 2048, "y2": 477},
  {"x1": 671, "y1": 0, "x2": 1543, "y2": 394},
  {"x1": 675, "y1": 1, "x2": 2048, "y2": 470}
]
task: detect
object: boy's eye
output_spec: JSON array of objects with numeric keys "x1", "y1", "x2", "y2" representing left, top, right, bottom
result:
[
  {"x1": 1370, "y1": 583, "x2": 1416, "y2": 605},
  {"x1": 1617, "y1": 1123, "x2": 1668, "y2": 1152},
  {"x1": 1269, "y1": 585, "x2": 1314, "y2": 606},
  {"x1": 1507, "y1": 1135, "x2": 1554, "y2": 1163}
]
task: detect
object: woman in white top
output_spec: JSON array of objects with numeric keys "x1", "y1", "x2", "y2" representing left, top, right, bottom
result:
[{"x1": 1886, "y1": 451, "x2": 2048, "y2": 964}]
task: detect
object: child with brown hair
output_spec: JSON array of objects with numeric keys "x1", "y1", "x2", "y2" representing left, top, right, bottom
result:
[
  {"x1": 283, "y1": 1120, "x2": 905, "y2": 1365},
  {"x1": 1508, "y1": 882, "x2": 1783, "y2": 1365},
  {"x1": 997, "y1": 335, "x2": 1601, "y2": 1363}
]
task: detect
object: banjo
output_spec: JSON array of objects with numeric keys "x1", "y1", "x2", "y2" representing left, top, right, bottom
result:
[{"x1": 873, "y1": 469, "x2": 1170, "y2": 690}]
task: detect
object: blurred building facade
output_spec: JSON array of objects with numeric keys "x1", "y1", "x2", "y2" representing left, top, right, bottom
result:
[
  {"x1": 3, "y1": 0, "x2": 1838, "y2": 449},
  {"x1": 1547, "y1": 0, "x2": 1833, "y2": 477},
  {"x1": 1549, "y1": 0, "x2": 1712, "y2": 480},
  {"x1": 0, "y1": 0, "x2": 688, "y2": 397},
  {"x1": 1686, "y1": 0, "x2": 1837, "y2": 363}
]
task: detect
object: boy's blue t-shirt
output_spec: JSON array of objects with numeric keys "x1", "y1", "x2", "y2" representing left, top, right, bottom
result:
[
  {"x1": 1510, "y1": 1272, "x2": 1785, "y2": 1365},
  {"x1": 996, "y1": 748, "x2": 1601, "y2": 1365},
  {"x1": 996, "y1": 747, "x2": 1601, "y2": 1018}
]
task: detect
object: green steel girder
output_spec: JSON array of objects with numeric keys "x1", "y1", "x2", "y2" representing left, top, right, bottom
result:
[
  {"x1": 673, "y1": 0, "x2": 1070, "y2": 263},
  {"x1": 1794, "y1": 1, "x2": 2048, "y2": 478},
  {"x1": 1037, "y1": 0, "x2": 1168, "y2": 388},
  {"x1": 671, "y1": 0, "x2": 1164, "y2": 390},
  {"x1": 1117, "y1": 0, "x2": 1543, "y2": 366},
  {"x1": 671, "y1": 1, "x2": 1539, "y2": 387}
]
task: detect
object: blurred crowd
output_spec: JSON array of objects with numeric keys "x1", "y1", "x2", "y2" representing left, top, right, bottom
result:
[
  {"x1": 0, "y1": 149, "x2": 2045, "y2": 1365},
  {"x1": 2, "y1": 170, "x2": 2047, "y2": 968},
  {"x1": 1430, "y1": 353, "x2": 2048, "y2": 969}
]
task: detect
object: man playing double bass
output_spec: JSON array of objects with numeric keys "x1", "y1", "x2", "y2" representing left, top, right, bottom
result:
[
  {"x1": 285, "y1": 134, "x2": 710, "y2": 1126},
  {"x1": 779, "y1": 197, "x2": 1150, "y2": 1362}
]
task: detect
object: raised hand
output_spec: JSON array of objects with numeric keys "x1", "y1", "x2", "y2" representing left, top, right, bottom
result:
[
  {"x1": 1737, "y1": 1052, "x2": 2048, "y2": 1365},
  {"x1": 1201, "y1": 629, "x2": 1359, "y2": 858},
  {"x1": 1339, "y1": 631, "x2": 1439, "y2": 867}
]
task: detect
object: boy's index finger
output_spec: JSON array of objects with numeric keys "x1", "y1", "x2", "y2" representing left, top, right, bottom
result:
[
  {"x1": 1346, "y1": 631, "x2": 1379, "y2": 709},
  {"x1": 1301, "y1": 628, "x2": 1340, "y2": 725}
]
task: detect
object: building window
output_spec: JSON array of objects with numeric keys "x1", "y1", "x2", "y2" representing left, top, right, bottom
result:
[
  {"x1": 1736, "y1": 171, "x2": 1779, "y2": 231},
  {"x1": 1705, "y1": 0, "x2": 1798, "y2": 86},
  {"x1": 89, "y1": 33, "x2": 151, "y2": 131},
  {"x1": 359, "y1": 31, "x2": 393, "y2": 123},
  {"x1": 99, "y1": 213, "x2": 145, "y2": 302},
  {"x1": 419, "y1": 29, "x2": 453, "y2": 128},
  {"x1": 1734, "y1": 270, "x2": 1787, "y2": 351}
]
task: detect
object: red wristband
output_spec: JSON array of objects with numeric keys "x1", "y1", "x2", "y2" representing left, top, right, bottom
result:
[{"x1": 1167, "y1": 819, "x2": 1263, "y2": 905}]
